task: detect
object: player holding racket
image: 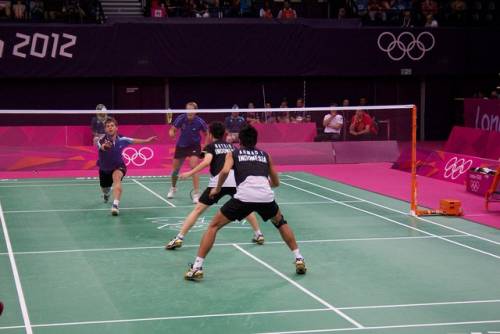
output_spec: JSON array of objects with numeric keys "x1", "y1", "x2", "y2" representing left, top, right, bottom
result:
[
  {"x1": 97, "y1": 117, "x2": 157, "y2": 216},
  {"x1": 184, "y1": 125, "x2": 306, "y2": 280},
  {"x1": 166, "y1": 121, "x2": 264, "y2": 250},
  {"x1": 167, "y1": 102, "x2": 208, "y2": 204}
]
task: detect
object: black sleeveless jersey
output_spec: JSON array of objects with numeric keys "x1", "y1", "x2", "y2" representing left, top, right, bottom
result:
[
  {"x1": 203, "y1": 140, "x2": 235, "y2": 177},
  {"x1": 232, "y1": 148, "x2": 270, "y2": 185}
]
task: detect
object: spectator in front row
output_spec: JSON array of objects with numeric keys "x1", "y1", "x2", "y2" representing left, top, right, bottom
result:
[
  {"x1": 315, "y1": 103, "x2": 343, "y2": 142},
  {"x1": 278, "y1": 1, "x2": 296, "y2": 19},
  {"x1": 224, "y1": 105, "x2": 246, "y2": 143},
  {"x1": 349, "y1": 109, "x2": 376, "y2": 140}
]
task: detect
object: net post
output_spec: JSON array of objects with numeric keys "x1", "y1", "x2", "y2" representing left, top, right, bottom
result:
[{"x1": 410, "y1": 105, "x2": 418, "y2": 216}]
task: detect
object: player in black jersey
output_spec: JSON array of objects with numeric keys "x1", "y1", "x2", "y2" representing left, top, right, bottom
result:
[
  {"x1": 185, "y1": 124, "x2": 306, "y2": 281},
  {"x1": 165, "y1": 122, "x2": 264, "y2": 250}
]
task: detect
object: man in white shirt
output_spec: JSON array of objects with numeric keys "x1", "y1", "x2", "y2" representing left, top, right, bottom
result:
[{"x1": 315, "y1": 104, "x2": 343, "y2": 141}]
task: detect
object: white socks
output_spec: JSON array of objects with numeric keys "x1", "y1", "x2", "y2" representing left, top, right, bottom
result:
[
  {"x1": 113, "y1": 199, "x2": 119, "y2": 206},
  {"x1": 293, "y1": 249, "x2": 303, "y2": 260},
  {"x1": 194, "y1": 256, "x2": 204, "y2": 269}
]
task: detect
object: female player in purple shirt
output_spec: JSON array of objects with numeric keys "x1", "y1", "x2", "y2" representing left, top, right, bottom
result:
[
  {"x1": 97, "y1": 117, "x2": 157, "y2": 215},
  {"x1": 167, "y1": 101, "x2": 208, "y2": 203}
]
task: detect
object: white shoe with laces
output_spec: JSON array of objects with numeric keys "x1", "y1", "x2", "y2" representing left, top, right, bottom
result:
[{"x1": 167, "y1": 187, "x2": 177, "y2": 199}]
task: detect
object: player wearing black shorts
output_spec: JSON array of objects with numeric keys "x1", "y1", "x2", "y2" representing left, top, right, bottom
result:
[
  {"x1": 165, "y1": 122, "x2": 264, "y2": 250},
  {"x1": 97, "y1": 117, "x2": 157, "y2": 216},
  {"x1": 184, "y1": 124, "x2": 306, "y2": 280},
  {"x1": 167, "y1": 102, "x2": 208, "y2": 203}
]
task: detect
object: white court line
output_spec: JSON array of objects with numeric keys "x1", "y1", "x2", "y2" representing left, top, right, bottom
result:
[
  {"x1": 131, "y1": 179, "x2": 176, "y2": 207},
  {"x1": 337, "y1": 298, "x2": 500, "y2": 310},
  {"x1": 0, "y1": 235, "x2": 467, "y2": 256},
  {"x1": 286, "y1": 174, "x2": 500, "y2": 246},
  {"x1": 233, "y1": 244, "x2": 364, "y2": 329},
  {"x1": 0, "y1": 200, "x2": 33, "y2": 334},
  {"x1": 255, "y1": 319, "x2": 500, "y2": 334},
  {"x1": 281, "y1": 179, "x2": 500, "y2": 260},
  {"x1": 0, "y1": 308, "x2": 329, "y2": 330},
  {"x1": 1, "y1": 201, "x2": 336, "y2": 214}
]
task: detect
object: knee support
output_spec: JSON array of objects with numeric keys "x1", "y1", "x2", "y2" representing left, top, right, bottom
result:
[{"x1": 271, "y1": 215, "x2": 288, "y2": 229}]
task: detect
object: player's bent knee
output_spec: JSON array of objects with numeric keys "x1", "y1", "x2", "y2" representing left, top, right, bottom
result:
[{"x1": 271, "y1": 215, "x2": 288, "y2": 229}]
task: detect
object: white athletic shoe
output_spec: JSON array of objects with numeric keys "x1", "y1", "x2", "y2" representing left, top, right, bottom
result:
[
  {"x1": 167, "y1": 187, "x2": 177, "y2": 199},
  {"x1": 192, "y1": 192, "x2": 200, "y2": 204},
  {"x1": 111, "y1": 204, "x2": 119, "y2": 216}
]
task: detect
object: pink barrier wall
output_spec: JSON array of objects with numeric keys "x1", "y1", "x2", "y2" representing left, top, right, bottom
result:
[
  {"x1": 0, "y1": 123, "x2": 319, "y2": 171},
  {"x1": 444, "y1": 126, "x2": 500, "y2": 160},
  {"x1": 464, "y1": 99, "x2": 500, "y2": 132},
  {"x1": 0, "y1": 123, "x2": 317, "y2": 146}
]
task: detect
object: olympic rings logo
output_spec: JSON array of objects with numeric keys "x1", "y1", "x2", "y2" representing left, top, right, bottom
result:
[
  {"x1": 443, "y1": 157, "x2": 473, "y2": 180},
  {"x1": 469, "y1": 180, "x2": 480, "y2": 192},
  {"x1": 377, "y1": 31, "x2": 435, "y2": 61},
  {"x1": 122, "y1": 147, "x2": 154, "y2": 167}
]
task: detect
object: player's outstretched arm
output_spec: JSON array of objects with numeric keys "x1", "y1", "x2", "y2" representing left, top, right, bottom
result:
[
  {"x1": 268, "y1": 155, "x2": 280, "y2": 188},
  {"x1": 131, "y1": 136, "x2": 158, "y2": 144},
  {"x1": 180, "y1": 153, "x2": 213, "y2": 180}
]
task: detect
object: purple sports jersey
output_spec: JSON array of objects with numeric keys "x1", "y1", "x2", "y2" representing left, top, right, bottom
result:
[
  {"x1": 173, "y1": 114, "x2": 208, "y2": 148},
  {"x1": 97, "y1": 135, "x2": 133, "y2": 171}
]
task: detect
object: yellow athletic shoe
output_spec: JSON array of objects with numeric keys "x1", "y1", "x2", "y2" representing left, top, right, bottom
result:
[
  {"x1": 295, "y1": 258, "x2": 307, "y2": 275},
  {"x1": 165, "y1": 237, "x2": 183, "y2": 250},
  {"x1": 184, "y1": 264, "x2": 203, "y2": 281}
]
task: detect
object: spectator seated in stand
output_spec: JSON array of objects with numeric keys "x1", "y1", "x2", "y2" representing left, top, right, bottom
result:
[
  {"x1": 277, "y1": 1, "x2": 296, "y2": 19},
  {"x1": 30, "y1": 0, "x2": 45, "y2": 20},
  {"x1": 314, "y1": 103, "x2": 343, "y2": 142},
  {"x1": 0, "y1": 0, "x2": 12, "y2": 18},
  {"x1": 12, "y1": 0, "x2": 26, "y2": 19},
  {"x1": 259, "y1": 0, "x2": 272, "y2": 18},
  {"x1": 245, "y1": 102, "x2": 261, "y2": 124},
  {"x1": 151, "y1": 0, "x2": 167, "y2": 17},
  {"x1": 224, "y1": 105, "x2": 246, "y2": 143},
  {"x1": 349, "y1": 109, "x2": 377, "y2": 140}
]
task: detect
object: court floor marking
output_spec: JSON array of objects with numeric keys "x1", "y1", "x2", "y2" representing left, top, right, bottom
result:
[
  {"x1": 132, "y1": 179, "x2": 176, "y2": 207},
  {"x1": 281, "y1": 181, "x2": 500, "y2": 260},
  {"x1": 0, "y1": 200, "x2": 33, "y2": 334},
  {"x1": 0, "y1": 235, "x2": 468, "y2": 256},
  {"x1": 233, "y1": 244, "x2": 364, "y2": 329},
  {"x1": 338, "y1": 298, "x2": 500, "y2": 310},
  {"x1": 286, "y1": 174, "x2": 500, "y2": 246},
  {"x1": 1, "y1": 201, "x2": 354, "y2": 214},
  {"x1": 256, "y1": 319, "x2": 500, "y2": 334},
  {"x1": 0, "y1": 308, "x2": 330, "y2": 330}
]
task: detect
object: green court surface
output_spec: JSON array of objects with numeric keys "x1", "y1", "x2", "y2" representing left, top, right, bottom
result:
[{"x1": 0, "y1": 172, "x2": 499, "y2": 334}]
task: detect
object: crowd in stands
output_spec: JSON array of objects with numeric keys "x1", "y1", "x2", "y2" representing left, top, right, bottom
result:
[
  {"x1": 1, "y1": 0, "x2": 497, "y2": 26},
  {"x1": 0, "y1": 0, "x2": 104, "y2": 22},
  {"x1": 147, "y1": 0, "x2": 499, "y2": 26}
]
